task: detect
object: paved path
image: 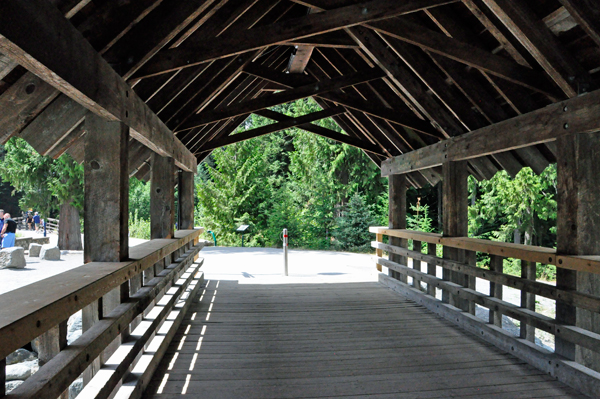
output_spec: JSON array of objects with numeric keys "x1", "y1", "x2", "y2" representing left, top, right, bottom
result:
[
  {"x1": 142, "y1": 248, "x2": 585, "y2": 399},
  {"x1": 0, "y1": 236, "x2": 148, "y2": 295}
]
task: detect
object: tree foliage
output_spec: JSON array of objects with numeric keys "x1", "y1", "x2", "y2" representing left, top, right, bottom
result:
[
  {"x1": 195, "y1": 98, "x2": 388, "y2": 250},
  {"x1": 0, "y1": 138, "x2": 84, "y2": 249}
]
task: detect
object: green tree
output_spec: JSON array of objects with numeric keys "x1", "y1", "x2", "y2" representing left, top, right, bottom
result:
[
  {"x1": 333, "y1": 193, "x2": 375, "y2": 252},
  {"x1": 0, "y1": 138, "x2": 84, "y2": 249}
]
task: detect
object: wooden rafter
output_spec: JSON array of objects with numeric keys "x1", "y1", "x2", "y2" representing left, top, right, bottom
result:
[
  {"x1": 480, "y1": 0, "x2": 592, "y2": 98},
  {"x1": 381, "y1": 88, "x2": 600, "y2": 175},
  {"x1": 0, "y1": 0, "x2": 196, "y2": 171},
  {"x1": 196, "y1": 106, "x2": 346, "y2": 152},
  {"x1": 178, "y1": 67, "x2": 386, "y2": 131},
  {"x1": 133, "y1": 0, "x2": 458, "y2": 79},
  {"x1": 255, "y1": 108, "x2": 385, "y2": 155},
  {"x1": 557, "y1": 0, "x2": 600, "y2": 48},
  {"x1": 243, "y1": 62, "x2": 439, "y2": 135},
  {"x1": 367, "y1": 18, "x2": 560, "y2": 98}
]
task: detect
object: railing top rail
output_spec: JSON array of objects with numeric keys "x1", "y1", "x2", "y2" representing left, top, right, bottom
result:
[
  {"x1": 0, "y1": 228, "x2": 203, "y2": 360},
  {"x1": 370, "y1": 227, "x2": 600, "y2": 274}
]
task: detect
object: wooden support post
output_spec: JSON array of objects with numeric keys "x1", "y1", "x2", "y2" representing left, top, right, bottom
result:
[
  {"x1": 178, "y1": 170, "x2": 195, "y2": 230},
  {"x1": 413, "y1": 240, "x2": 422, "y2": 289},
  {"x1": 427, "y1": 243, "x2": 437, "y2": 297},
  {"x1": 520, "y1": 260, "x2": 536, "y2": 341},
  {"x1": 556, "y1": 132, "x2": 600, "y2": 369},
  {"x1": 83, "y1": 113, "x2": 129, "y2": 383},
  {"x1": 35, "y1": 322, "x2": 69, "y2": 398},
  {"x1": 466, "y1": 250, "x2": 477, "y2": 315},
  {"x1": 489, "y1": 255, "x2": 503, "y2": 327},
  {"x1": 375, "y1": 233, "x2": 383, "y2": 272},
  {"x1": 1, "y1": 358, "x2": 5, "y2": 397},
  {"x1": 442, "y1": 161, "x2": 469, "y2": 310},
  {"x1": 389, "y1": 174, "x2": 407, "y2": 283},
  {"x1": 84, "y1": 114, "x2": 129, "y2": 263},
  {"x1": 151, "y1": 154, "x2": 175, "y2": 239}
]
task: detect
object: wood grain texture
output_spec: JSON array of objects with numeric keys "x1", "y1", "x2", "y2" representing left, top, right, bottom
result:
[
  {"x1": 381, "y1": 87, "x2": 600, "y2": 175},
  {"x1": 135, "y1": 0, "x2": 458, "y2": 77},
  {"x1": 141, "y1": 279, "x2": 585, "y2": 398},
  {"x1": 0, "y1": 0, "x2": 196, "y2": 171},
  {"x1": 84, "y1": 113, "x2": 129, "y2": 263}
]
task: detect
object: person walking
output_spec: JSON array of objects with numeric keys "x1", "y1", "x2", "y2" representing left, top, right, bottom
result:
[
  {"x1": 33, "y1": 212, "x2": 40, "y2": 232},
  {"x1": 1, "y1": 213, "x2": 17, "y2": 248},
  {"x1": 26, "y1": 212, "x2": 33, "y2": 231}
]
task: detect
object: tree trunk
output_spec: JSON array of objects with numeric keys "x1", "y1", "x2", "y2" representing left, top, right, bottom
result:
[{"x1": 58, "y1": 201, "x2": 83, "y2": 250}]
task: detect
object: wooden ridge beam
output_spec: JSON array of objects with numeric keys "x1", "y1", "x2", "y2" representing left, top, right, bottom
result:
[
  {"x1": 367, "y1": 18, "x2": 560, "y2": 99},
  {"x1": 381, "y1": 88, "x2": 600, "y2": 176},
  {"x1": 178, "y1": 67, "x2": 386, "y2": 131},
  {"x1": 133, "y1": 0, "x2": 459, "y2": 78},
  {"x1": 0, "y1": 0, "x2": 197, "y2": 172},
  {"x1": 196, "y1": 106, "x2": 345, "y2": 151},
  {"x1": 255, "y1": 108, "x2": 385, "y2": 155},
  {"x1": 286, "y1": 31, "x2": 360, "y2": 48}
]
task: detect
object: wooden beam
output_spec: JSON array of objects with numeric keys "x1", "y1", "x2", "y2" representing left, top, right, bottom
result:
[
  {"x1": 197, "y1": 106, "x2": 345, "y2": 151},
  {"x1": 150, "y1": 154, "x2": 175, "y2": 239},
  {"x1": 18, "y1": 95, "x2": 87, "y2": 156},
  {"x1": 367, "y1": 18, "x2": 560, "y2": 98},
  {"x1": 133, "y1": 0, "x2": 459, "y2": 78},
  {"x1": 178, "y1": 67, "x2": 385, "y2": 130},
  {"x1": 0, "y1": 0, "x2": 197, "y2": 172},
  {"x1": 255, "y1": 108, "x2": 385, "y2": 155},
  {"x1": 102, "y1": 0, "x2": 219, "y2": 80},
  {"x1": 557, "y1": 0, "x2": 600, "y2": 48},
  {"x1": 178, "y1": 171, "x2": 195, "y2": 230},
  {"x1": 0, "y1": 74, "x2": 60, "y2": 145},
  {"x1": 480, "y1": 0, "x2": 591, "y2": 98},
  {"x1": 381, "y1": 88, "x2": 600, "y2": 175},
  {"x1": 84, "y1": 113, "x2": 129, "y2": 263},
  {"x1": 442, "y1": 160, "x2": 470, "y2": 310},
  {"x1": 286, "y1": 31, "x2": 360, "y2": 48},
  {"x1": 345, "y1": 25, "x2": 461, "y2": 138},
  {"x1": 243, "y1": 62, "x2": 439, "y2": 135}
]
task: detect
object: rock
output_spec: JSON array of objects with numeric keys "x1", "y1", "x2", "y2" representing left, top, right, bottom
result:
[
  {"x1": 6, "y1": 349, "x2": 36, "y2": 365},
  {"x1": 5, "y1": 380, "x2": 25, "y2": 393},
  {"x1": 6, "y1": 359, "x2": 38, "y2": 381},
  {"x1": 67, "y1": 310, "x2": 83, "y2": 345},
  {"x1": 29, "y1": 243, "x2": 42, "y2": 257},
  {"x1": 40, "y1": 245, "x2": 61, "y2": 260},
  {"x1": 69, "y1": 377, "x2": 83, "y2": 399},
  {"x1": 0, "y1": 247, "x2": 26, "y2": 269}
]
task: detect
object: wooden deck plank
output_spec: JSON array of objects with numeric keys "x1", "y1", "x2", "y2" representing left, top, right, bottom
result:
[{"x1": 142, "y1": 281, "x2": 586, "y2": 398}]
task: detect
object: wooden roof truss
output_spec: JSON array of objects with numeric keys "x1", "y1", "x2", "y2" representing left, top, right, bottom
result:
[{"x1": 0, "y1": 0, "x2": 599, "y2": 186}]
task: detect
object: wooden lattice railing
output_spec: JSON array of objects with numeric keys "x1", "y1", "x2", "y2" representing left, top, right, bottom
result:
[
  {"x1": 0, "y1": 229, "x2": 206, "y2": 399},
  {"x1": 371, "y1": 227, "x2": 600, "y2": 397}
]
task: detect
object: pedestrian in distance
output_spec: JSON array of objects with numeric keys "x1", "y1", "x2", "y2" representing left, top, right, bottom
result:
[
  {"x1": 26, "y1": 212, "x2": 33, "y2": 231},
  {"x1": 33, "y1": 212, "x2": 40, "y2": 232},
  {"x1": 1, "y1": 213, "x2": 17, "y2": 248}
]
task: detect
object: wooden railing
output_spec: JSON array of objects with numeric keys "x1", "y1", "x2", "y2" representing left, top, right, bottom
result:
[
  {"x1": 45, "y1": 217, "x2": 59, "y2": 233},
  {"x1": 370, "y1": 227, "x2": 600, "y2": 398},
  {"x1": 0, "y1": 229, "x2": 206, "y2": 399}
]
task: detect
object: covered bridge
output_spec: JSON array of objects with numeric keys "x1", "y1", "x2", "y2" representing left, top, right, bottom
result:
[{"x1": 1, "y1": 0, "x2": 600, "y2": 397}]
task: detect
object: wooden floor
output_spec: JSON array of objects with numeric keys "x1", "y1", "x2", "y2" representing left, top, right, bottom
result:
[{"x1": 143, "y1": 280, "x2": 587, "y2": 398}]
